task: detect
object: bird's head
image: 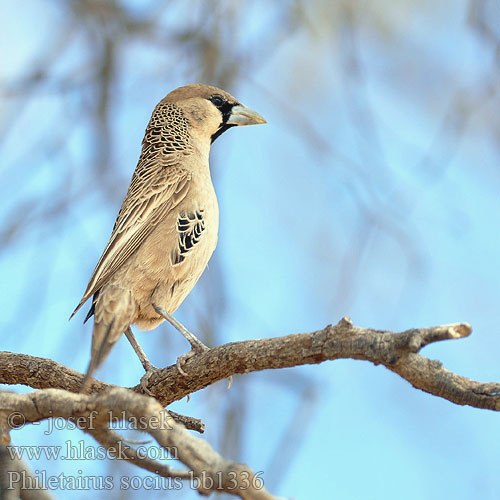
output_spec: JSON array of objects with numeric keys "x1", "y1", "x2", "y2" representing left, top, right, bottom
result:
[{"x1": 162, "y1": 84, "x2": 266, "y2": 144}]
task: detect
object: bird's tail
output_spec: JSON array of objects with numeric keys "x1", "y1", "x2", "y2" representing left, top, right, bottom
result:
[
  {"x1": 80, "y1": 286, "x2": 136, "y2": 393},
  {"x1": 80, "y1": 319, "x2": 117, "y2": 393}
]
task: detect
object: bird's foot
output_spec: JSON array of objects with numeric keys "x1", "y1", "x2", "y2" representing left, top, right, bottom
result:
[
  {"x1": 140, "y1": 361, "x2": 162, "y2": 397},
  {"x1": 152, "y1": 303, "x2": 211, "y2": 376},
  {"x1": 176, "y1": 340, "x2": 210, "y2": 376}
]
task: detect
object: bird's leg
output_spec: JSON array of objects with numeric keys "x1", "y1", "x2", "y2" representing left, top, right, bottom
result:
[
  {"x1": 152, "y1": 303, "x2": 209, "y2": 376},
  {"x1": 124, "y1": 327, "x2": 155, "y2": 371},
  {"x1": 124, "y1": 327, "x2": 158, "y2": 396}
]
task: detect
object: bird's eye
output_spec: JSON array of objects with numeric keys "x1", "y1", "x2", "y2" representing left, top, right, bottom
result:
[{"x1": 210, "y1": 95, "x2": 225, "y2": 107}]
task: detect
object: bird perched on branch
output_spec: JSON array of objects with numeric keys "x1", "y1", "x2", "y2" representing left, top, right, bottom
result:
[{"x1": 71, "y1": 84, "x2": 266, "y2": 392}]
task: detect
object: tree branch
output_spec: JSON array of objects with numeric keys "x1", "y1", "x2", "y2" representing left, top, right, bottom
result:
[
  {"x1": 0, "y1": 388, "x2": 280, "y2": 500},
  {"x1": 0, "y1": 318, "x2": 498, "y2": 498},
  {"x1": 0, "y1": 318, "x2": 498, "y2": 410},
  {"x1": 0, "y1": 445, "x2": 56, "y2": 500}
]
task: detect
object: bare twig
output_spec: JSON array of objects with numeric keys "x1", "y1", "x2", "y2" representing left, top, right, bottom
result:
[{"x1": 167, "y1": 410, "x2": 205, "y2": 433}]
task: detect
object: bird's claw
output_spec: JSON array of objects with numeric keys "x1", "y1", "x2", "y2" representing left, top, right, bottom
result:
[
  {"x1": 140, "y1": 363, "x2": 161, "y2": 396},
  {"x1": 176, "y1": 342, "x2": 209, "y2": 376}
]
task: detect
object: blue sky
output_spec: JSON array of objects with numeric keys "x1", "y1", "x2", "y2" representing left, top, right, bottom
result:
[{"x1": 1, "y1": 1, "x2": 500, "y2": 498}]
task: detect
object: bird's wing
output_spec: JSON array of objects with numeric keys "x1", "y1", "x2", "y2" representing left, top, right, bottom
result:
[{"x1": 71, "y1": 160, "x2": 191, "y2": 318}]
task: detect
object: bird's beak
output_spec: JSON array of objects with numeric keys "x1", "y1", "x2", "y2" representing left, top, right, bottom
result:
[{"x1": 227, "y1": 104, "x2": 267, "y2": 126}]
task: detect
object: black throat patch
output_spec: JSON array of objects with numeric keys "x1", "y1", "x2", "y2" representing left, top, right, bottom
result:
[{"x1": 211, "y1": 100, "x2": 237, "y2": 143}]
